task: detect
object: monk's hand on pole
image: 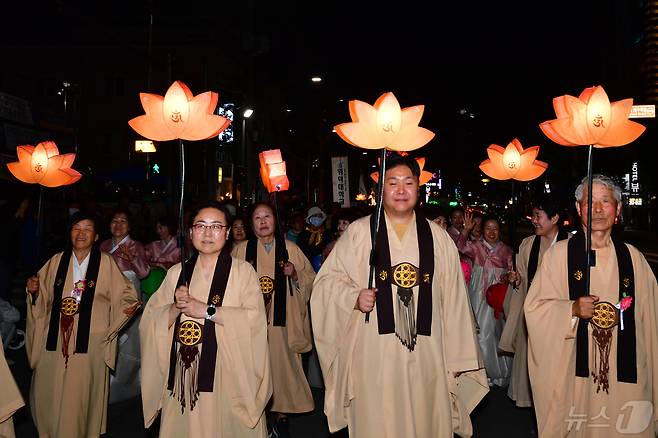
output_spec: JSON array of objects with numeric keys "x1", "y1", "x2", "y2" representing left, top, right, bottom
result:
[
  {"x1": 26, "y1": 275, "x2": 39, "y2": 295},
  {"x1": 572, "y1": 295, "x2": 599, "y2": 320},
  {"x1": 355, "y1": 288, "x2": 378, "y2": 313}
]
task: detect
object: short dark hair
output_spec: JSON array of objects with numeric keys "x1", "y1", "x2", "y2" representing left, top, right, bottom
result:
[
  {"x1": 383, "y1": 153, "x2": 420, "y2": 179},
  {"x1": 68, "y1": 210, "x2": 100, "y2": 235},
  {"x1": 192, "y1": 201, "x2": 233, "y2": 226},
  {"x1": 111, "y1": 207, "x2": 133, "y2": 227},
  {"x1": 450, "y1": 206, "x2": 465, "y2": 217},
  {"x1": 249, "y1": 201, "x2": 280, "y2": 235},
  {"x1": 532, "y1": 195, "x2": 562, "y2": 220},
  {"x1": 482, "y1": 215, "x2": 501, "y2": 229},
  {"x1": 156, "y1": 215, "x2": 178, "y2": 235}
]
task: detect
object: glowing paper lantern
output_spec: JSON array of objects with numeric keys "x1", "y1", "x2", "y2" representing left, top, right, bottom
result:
[
  {"x1": 334, "y1": 92, "x2": 435, "y2": 151},
  {"x1": 128, "y1": 81, "x2": 230, "y2": 141},
  {"x1": 540, "y1": 85, "x2": 645, "y2": 148},
  {"x1": 259, "y1": 149, "x2": 289, "y2": 193},
  {"x1": 479, "y1": 139, "x2": 547, "y2": 182},
  {"x1": 370, "y1": 156, "x2": 434, "y2": 185},
  {"x1": 7, "y1": 141, "x2": 81, "y2": 187}
]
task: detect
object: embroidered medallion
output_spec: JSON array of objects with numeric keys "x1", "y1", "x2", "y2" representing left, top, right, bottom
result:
[
  {"x1": 177, "y1": 320, "x2": 203, "y2": 346},
  {"x1": 60, "y1": 297, "x2": 79, "y2": 316}
]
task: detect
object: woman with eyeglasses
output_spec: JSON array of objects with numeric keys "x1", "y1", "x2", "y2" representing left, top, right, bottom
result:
[
  {"x1": 232, "y1": 202, "x2": 316, "y2": 438},
  {"x1": 140, "y1": 201, "x2": 271, "y2": 437},
  {"x1": 99, "y1": 207, "x2": 150, "y2": 403}
]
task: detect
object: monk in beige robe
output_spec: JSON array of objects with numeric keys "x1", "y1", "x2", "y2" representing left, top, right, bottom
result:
[
  {"x1": 311, "y1": 155, "x2": 488, "y2": 438},
  {"x1": 232, "y1": 201, "x2": 315, "y2": 434},
  {"x1": 140, "y1": 202, "x2": 271, "y2": 438},
  {"x1": 525, "y1": 175, "x2": 658, "y2": 437},
  {"x1": 0, "y1": 345, "x2": 24, "y2": 438},
  {"x1": 25, "y1": 212, "x2": 140, "y2": 438},
  {"x1": 499, "y1": 196, "x2": 568, "y2": 408}
]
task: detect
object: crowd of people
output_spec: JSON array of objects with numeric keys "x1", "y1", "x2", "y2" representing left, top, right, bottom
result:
[{"x1": 1, "y1": 153, "x2": 657, "y2": 438}]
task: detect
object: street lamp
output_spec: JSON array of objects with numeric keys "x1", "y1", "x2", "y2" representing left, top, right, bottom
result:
[{"x1": 239, "y1": 107, "x2": 254, "y2": 205}]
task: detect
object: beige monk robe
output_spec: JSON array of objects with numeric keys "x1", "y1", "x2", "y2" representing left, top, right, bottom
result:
[
  {"x1": 525, "y1": 240, "x2": 658, "y2": 437},
  {"x1": 26, "y1": 251, "x2": 139, "y2": 438},
  {"x1": 232, "y1": 239, "x2": 315, "y2": 413},
  {"x1": 0, "y1": 344, "x2": 24, "y2": 438},
  {"x1": 500, "y1": 233, "x2": 567, "y2": 407},
  {"x1": 139, "y1": 257, "x2": 271, "y2": 438},
  {"x1": 311, "y1": 213, "x2": 489, "y2": 438}
]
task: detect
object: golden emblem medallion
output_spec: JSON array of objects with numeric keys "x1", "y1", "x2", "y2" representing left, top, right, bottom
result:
[
  {"x1": 573, "y1": 270, "x2": 583, "y2": 281},
  {"x1": 623, "y1": 278, "x2": 630, "y2": 289},
  {"x1": 423, "y1": 273, "x2": 430, "y2": 284},
  {"x1": 392, "y1": 263, "x2": 419, "y2": 289},
  {"x1": 259, "y1": 276, "x2": 274, "y2": 294},
  {"x1": 379, "y1": 270, "x2": 388, "y2": 281},
  {"x1": 60, "y1": 297, "x2": 79, "y2": 316},
  {"x1": 177, "y1": 320, "x2": 203, "y2": 346},
  {"x1": 591, "y1": 301, "x2": 618, "y2": 330},
  {"x1": 211, "y1": 294, "x2": 221, "y2": 305}
]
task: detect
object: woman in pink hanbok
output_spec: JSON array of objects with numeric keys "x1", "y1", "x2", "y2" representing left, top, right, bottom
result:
[
  {"x1": 145, "y1": 216, "x2": 180, "y2": 270},
  {"x1": 457, "y1": 213, "x2": 516, "y2": 387},
  {"x1": 100, "y1": 208, "x2": 150, "y2": 403}
]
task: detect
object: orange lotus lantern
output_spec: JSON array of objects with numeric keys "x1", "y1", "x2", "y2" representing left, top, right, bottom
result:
[
  {"x1": 128, "y1": 80, "x2": 230, "y2": 141},
  {"x1": 479, "y1": 139, "x2": 547, "y2": 182},
  {"x1": 540, "y1": 85, "x2": 645, "y2": 148},
  {"x1": 259, "y1": 149, "x2": 289, "y2": 193},
  {"x1": 334, "y1": 92, "x2": 435, "y2": 151},
  {"x1": 7, "y1": 141, "x2": 81, "y2": 187},
  {"x1": 539, "y1": 85, "x2": 646, "y2": 300},
  {"x1": 128, "y1": 80, "x2": 230, "y2": 286},
  {"x1": 370, "y1": 156, "x2": 434, "y2": 185}
]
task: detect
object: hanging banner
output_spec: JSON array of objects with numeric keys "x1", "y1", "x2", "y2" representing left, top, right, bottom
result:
[{"x1": 331, "y1": 156, "x2": 350, "y2": 208}]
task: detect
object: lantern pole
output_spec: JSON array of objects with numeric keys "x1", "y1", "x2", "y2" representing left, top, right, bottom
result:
[
  {"x1": 365, "y1": 148, "x2": 387, "y2": 323},
  {"x1": 510, "y1": 180, "x2": 517, "y2": 272},
  {"x1": 585, "y1": 144, "x2": 594, "y2": 296},
  {"x1": 178, "y1": 139, "x2": 187, "y2": 285},
  {"x1": 34, "y1": 186, "x2": 44, "y2": 272},
  {"x1": 270, "y1": 190, "x2": 293, "y2": 293}
]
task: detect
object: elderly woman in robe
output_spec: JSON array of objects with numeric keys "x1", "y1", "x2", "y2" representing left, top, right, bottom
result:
[
  {"x1": 232, "y1": 202, "x2": 315, "y2": 438},
  {"x1": 25, "y1": 211, "x2": 139, "y2": 437}
]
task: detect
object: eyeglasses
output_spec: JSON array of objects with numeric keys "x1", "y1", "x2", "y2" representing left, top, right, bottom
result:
[{"x1": 192, "y1": 223, "x2": 228, "y2": 233}]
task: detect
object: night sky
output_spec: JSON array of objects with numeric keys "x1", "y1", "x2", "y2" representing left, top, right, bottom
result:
[{"x1": 1, "y1": 0, "x2": 655, "y2": 201}]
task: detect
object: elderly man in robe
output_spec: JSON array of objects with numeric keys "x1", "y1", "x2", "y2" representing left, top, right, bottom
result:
[
  {"x1": 525, "y1": 175, "x2": 658, "y2": 437},
  {"x1": 311, "y1": 153, "x2": 488, "y2": 438}
]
